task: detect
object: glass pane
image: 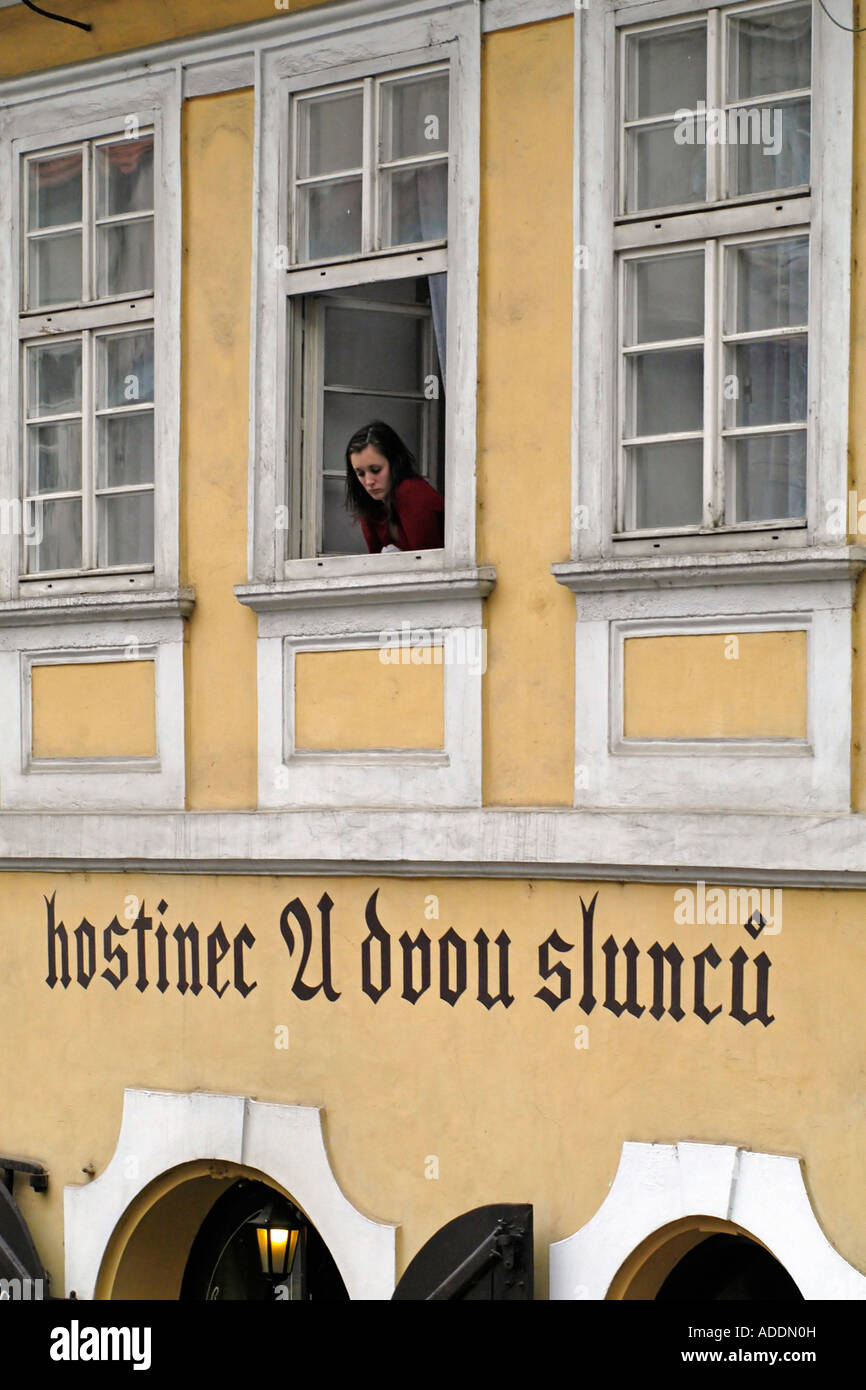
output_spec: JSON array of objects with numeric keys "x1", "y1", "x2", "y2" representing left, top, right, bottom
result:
[
  {"x1": 299, "y1": 178, "x2": 362, "y2": 260},
  {"x1": 95, "y1": 218, "x2": 154, "y2": 296},
  {"x1": 383, "y1": 162, "x2": 447, "y2": 247},
  {"x1": 725, "y1": 430, "x2": 806, "y2": 522},
  {"x1": 322, "y1": 475, "x2": 368, "y2": 555},
  {"x1": 97, "y1": 412, "x2": 154, "y2": 488},
  {"x1": 97, "y1": 330, "x2": 155, "y2": 408},
  {"x1": 322, "y1": 392, "x2": 423, "y2": 478},
  {"x1": 625, "y1": 24, "x2": 706, "y2": 120},
  {"x1": 27, "y1": 231, "x2": 82, "y2": 307},
  {"x1": 325, "y1": 306, "x2": 427, "y2": 393},
  {"x1": 625, "y1": 251, "x2": 704, "y2": 345},
  {"x1": 625, "y1": 439, "x2": 704, "y2": 529},
  {"x1": 28, "y1": 150, "x2": 82, "y2": 229},
  {"x1": 27, "y1": 421, "x2": 81, "y2": 494},
  {"x1": 727, "y1": 337, "x2": 807, "y2": 428},
  {"x1": 383, "y1": 72, "x2": 449, "y2": 160},
  {"x1": 727, "y1": 4, "x2": 811, "y2": 101},
  {"x1": 727, "y1": 97, "x2": 810, "y2": 195},
  {"x1": 625, "y1": 124, "x2": 705, "y2": 212},
  {"x1": 297, "y1": 91, "x2": 363, "y2": 178},
  {"x1": 627, "y1": 347, "x2": 703, "y2": 436},
  {"x1": 26, "y1": 496, "x2": 81, "y2": 572},
  {"x1": 27, "y1": 341, "x2": 82, "y2": 417},
  {"x1": 95, "y1": 137, "x2": 154, "y2": 217},
  {"x1": 97, "y1": 490, "x2": 154, "y2": 566},
  {"x1": 726, "y1": 237, "x2": 808, "y2": 332}
]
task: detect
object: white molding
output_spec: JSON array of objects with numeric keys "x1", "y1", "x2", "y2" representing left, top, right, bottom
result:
[
  {"x1": 235, "y1": 563, "x2": 495, "y2": 611},
  {"x1": 64, "y1": 1088, "x2": 396, "y2": 1301},
  {"x1": 553, "y1": 546, "x2": 866, "y2": 597},
  {"x1": 0, "y1": 70, "x2": 182, "y2": 606},
  {"x1": 258, "y1": 602, "x2": 484, "y2": 808},
  {"x1": 550, "y1": 1140, "x2": 866, "y2": 1300},
  {"x1": 482, "y1": 0, "x2": 571, "y2": 29},
  {"x1": 9, "y1": 805, "x2": 866, "y2": 881},
  {"x1": 567, "y1": 575, "x2": 853, "y2": 812},
  {"x1": 182, "y1": 55, "x2": 256, "y2": 99},
  {"x1": 0, "y1": 587, "x2": 194, "y2": 627},
  {"x1": 0, "y1": 620, "x2": 186, "y2": 810}
]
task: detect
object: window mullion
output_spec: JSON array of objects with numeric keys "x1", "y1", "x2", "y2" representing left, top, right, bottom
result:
[
  {"x1": 706, "y1": 9, "x2": 722, "y2": 204},
  {"x1": 83, "y1": 142, "x2": 92, "y2": 303},
  {"x1": 82, "y1": 329, "x2": 94, "y2": 568},
  {"x1": 704, "y1": 237, "x2": 721, "y2": 527},
  {"x1": 363, "y1": 77, "x2": 376, "y2": 253}
]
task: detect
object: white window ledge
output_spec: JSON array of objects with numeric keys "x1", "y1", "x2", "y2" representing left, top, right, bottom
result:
[
  {"x1": 0, "y1": 587, "x2": 195, "y2": 628},
  {"x1": 552, "y1": 546, "x2": 866, "y2": 598},
  {"x1": 235, "y1": 564, "x2": 496, "y2": 613}
]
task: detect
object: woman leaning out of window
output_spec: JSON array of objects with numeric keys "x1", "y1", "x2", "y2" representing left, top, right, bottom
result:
[{"x1": 345, "y1": 421, "x2": 444, "y2": 553}]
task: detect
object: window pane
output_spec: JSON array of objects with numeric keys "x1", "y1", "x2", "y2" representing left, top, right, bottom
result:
[
  {"x1": 26, "y1": 496, "x2": 81, "y2": 572},
  {"x1": 27, "y1": 341, "x2": 82, "y2": 417},
  {"x1": 95, "y1": 218, "x2": 154, "y2": 296},
  {"x1": 322, "y1": 392, "x2": 424, "y2": 478},
  {"x1": 627, "y1": 347, "x2": 703, "y2": 436},
  {"x1": 322, "y1": 476, "x2": 368, "y2": 555},
  {"x1": 28, "y1": 150, "x2": 82, "y2": 229},
  {"x1": 297, "y1": 91, "x2": 363, "y2": 178},
  {"x1": 95, "y1": 137, "x2": 154, "y2": 217},
  {"x1": 382, "y1": 72, "x2": 449, "y2": 160},
  {"x1": 625, "y1": 439, "x2": 704, "y2": 529},
  {"x1": 625, "y1": 252, "x2": 704, "y2": 345},
  {"x1": 383, "y1": 162, "x2": 447, "y2": 246},
  {"x1": 727, "y1": 97, "x2": 810, "y2": 195},
  {"x1": 725, "y1": 431, "x2": 806, "y2": 522},
  {"x1": 325, "y1": 306, "x2": 427, "y2": 394},
  {"x1": 727, "y1": 4, "x2": 811, "y2": 102},
  {"x1": 625, "y1": 24, "x2": 706, "y2": 120},
  {"x1": 298, "y1": 178, "x2": 362, "y2": 260},
  {"x1": 97, "y1": 412, "x2": 154, "y2": 488},
  {"x1": 27, "y1": 421, "x2": 81, "y2": 494},
  {"x1": 28, "y1": 231, "x2": 82, "y2": 307},
  {"x1": 97, "y1": 330, "x2": 154, "y2": 408},
  {"x1": 726, "y1": 237, "x2": 809, "y2": 333},
  {"x1": 97, "y1": 490, "x2": 154, "y2": 566},
  {"x1": 727, "y1": 337, "x2": 807, "y2": 428},
  {"x1": 625, "y1": 124, "x2": 705, "y2": 212}
]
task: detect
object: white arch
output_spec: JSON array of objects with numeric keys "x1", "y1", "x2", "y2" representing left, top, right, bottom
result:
[
  {"x1": 65, "y1": 1088, "x2": 396, "y2": 1299},
  {"x1": 550, "y1": 1141, "x2": 866, "y2": 1300}
]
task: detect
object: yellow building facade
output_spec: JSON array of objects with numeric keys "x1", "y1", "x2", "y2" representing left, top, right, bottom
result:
[{"x1": 0, "y1": 0, "x2": 864, "y2": 1309}]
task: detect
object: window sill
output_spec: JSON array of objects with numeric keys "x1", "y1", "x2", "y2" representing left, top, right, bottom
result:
[
  {"x1": 551, "y1": 546, "x2": 866, "y2": 598},
  {"x1": 235, "y1": 563, "x2": 496, "y2": 613},
  {"x1": 0, "y1": 586, "x2": 195, "y2": 628}
]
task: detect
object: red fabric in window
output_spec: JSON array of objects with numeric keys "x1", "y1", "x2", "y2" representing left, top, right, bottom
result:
[{"x1": 360, "y1": 476, "x2": 445, "y2": 552}]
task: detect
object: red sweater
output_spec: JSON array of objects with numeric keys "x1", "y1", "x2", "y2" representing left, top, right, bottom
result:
[{"x1": 360, "y1": 476, "x2": 445, "y2": 553}]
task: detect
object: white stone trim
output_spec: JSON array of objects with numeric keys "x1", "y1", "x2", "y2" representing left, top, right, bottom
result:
[
  {"x1": 257, "y1": 597, "x2": 484, "y2": 808},
  {"x1": 64, "y1": 1088, "x2": 396, "y2": 1301},
  {"x1": 550, "y1": 1140, "x2": 866, "y2": 1300},
  {"x1": 567, "y1": 573, "x2": 854, "y2": 812},
  {"x1": 0, "y1": 620, "x2": 185, "y2": 810}
]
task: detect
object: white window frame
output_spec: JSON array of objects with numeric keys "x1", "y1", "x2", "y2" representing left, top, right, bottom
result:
[
  {"x1": 248, "y1": 0, "x2": 482, "y2": 595},
  {"x1": 569, "y1": 0, "x2": 852, "y2": 564},
  {"x1": 0, "y1": 71, "x2": 182, "y2": 604}
]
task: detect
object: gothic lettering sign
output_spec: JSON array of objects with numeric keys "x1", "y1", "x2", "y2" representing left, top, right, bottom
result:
[{"x1": 42, "y1": 889, "x2": 776, "y2": 1027}]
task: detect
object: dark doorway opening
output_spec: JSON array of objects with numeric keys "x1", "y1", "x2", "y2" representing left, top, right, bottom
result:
[{"x1": 656, "y1": 1233, "x2": 803, "y2": 1301}]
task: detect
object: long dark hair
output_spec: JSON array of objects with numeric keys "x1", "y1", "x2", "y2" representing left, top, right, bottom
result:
[{"x1": 345, "y1": 421, "x2": 420, "y2": 525}]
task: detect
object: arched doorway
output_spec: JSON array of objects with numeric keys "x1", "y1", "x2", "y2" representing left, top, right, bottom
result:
[
  {"x1": 180, "y1": 1178, "x2": 349, "y2": 1301},
  {"x1": 607, "y1": 1216, "x2": 803, "y2": 1300}
]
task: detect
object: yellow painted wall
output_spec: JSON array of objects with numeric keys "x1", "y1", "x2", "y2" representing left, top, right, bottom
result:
[
  {"x1": 3, "y1": 871, "x2": 865, "y2": 1297},
  {"x1": 0, "y1": 0, "x2": 342, "y2": 79},
  {"x1": 623, "y1": 632, "x2": 808, "y2": 741},
  {"x1": 181, "y1": 91, "x2": 258, "y2": 809},
  {"x1": 295, "y1": 649, "x2": 444, "y2": 750},
  {"x1": 478, "y1": 20, "x2": 575, "y2": 805},
  {"x1": 31, "y1": 661, "x2": 156, "y2": 759}
]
